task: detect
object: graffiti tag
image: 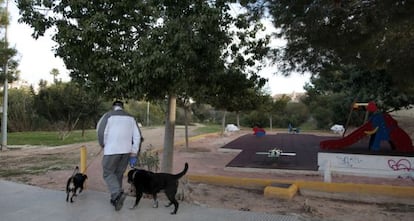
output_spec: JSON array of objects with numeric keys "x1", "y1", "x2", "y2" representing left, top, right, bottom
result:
[
  {"x1": 388, "y1": 159, "x2": 413, "y2": 172},
  {"x1": 336, "y1": 156, "x2": 362, "y2": 168}
]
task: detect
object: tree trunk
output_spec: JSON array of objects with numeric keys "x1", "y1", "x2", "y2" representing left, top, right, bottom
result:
[
  {"x1": 184, "y1": 105, "x2": 189, "y2": 149},
  {"x1": 146, "y1": 101, "x2": 150, "y2": 127},
  {"x1": 269, "y1": 115, "x2": 273, "y2": 131},
  {"x1": 221, "y1": 110, "x2": 227, "y2": 135},
  {"x1": 161, "y1": 94, "x2": 176, "y2": 173},
  {"x1": 236, "y1": 112, "x2": 240, "y2": 128}
]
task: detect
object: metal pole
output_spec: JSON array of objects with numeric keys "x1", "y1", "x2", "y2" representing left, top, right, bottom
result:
[
  {"x1": 146, "y1": 101, "x2": 149, "y2": 126},
  {"x1": 1, "y1": 0, "x2": 9, "y2": 151}
]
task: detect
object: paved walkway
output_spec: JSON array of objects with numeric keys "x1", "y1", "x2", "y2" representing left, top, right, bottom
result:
[{"x1": 0, "y1": 180, "x2": 302, "y2": 221}]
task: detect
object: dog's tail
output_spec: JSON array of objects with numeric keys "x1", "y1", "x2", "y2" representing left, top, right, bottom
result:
[
  {"x1": 73, "y1": 166, "x2": 79, "y2": 176},
  {"x1": 173, "y1": 162, "x2": 188, "y2": 179}
]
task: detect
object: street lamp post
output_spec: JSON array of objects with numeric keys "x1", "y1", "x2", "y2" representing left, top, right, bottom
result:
[{"x1": 1, "y1": 0, "x2": 9, "y2": 151}]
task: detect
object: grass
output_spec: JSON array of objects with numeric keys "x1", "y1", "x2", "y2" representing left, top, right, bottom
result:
[
  {"x1": 193, "y1": 124, "x2": 222, "y2": 134},
  {"x1": 7, "y1": 130, "x2": 97, "y2": 146},
  {"x1": 6, "y1": 125, "x2": 222, "y2": 147}
]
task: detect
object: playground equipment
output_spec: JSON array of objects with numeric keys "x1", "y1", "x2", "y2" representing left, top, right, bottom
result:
[
  {"x1": 256, "y1": 148, "x2": 297, "y2": 158},
  {"x1": 288, "y1": 123, "x2": 300, "y2": 134},
  {"x1": 342, "y1": 102, "x2": 370, "y2": 137},
  {"x1": 320, "y1": 101, "x2": 414, "y2": 152},
  {"x1": 253, "y1": 126, "x2": 266, "y2": 137}
]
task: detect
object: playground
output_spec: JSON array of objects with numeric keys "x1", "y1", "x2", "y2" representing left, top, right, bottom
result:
[
  {"x1": 222, "y1": 102, "x2": 414, "y2": 179},
  {"x1": 223, "y1": 129, "x2": 413, "y2": 175}
]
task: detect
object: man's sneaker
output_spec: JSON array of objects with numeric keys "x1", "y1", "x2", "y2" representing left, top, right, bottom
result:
[{"x1": 112, "y1": 192, "x2": 127, "y2": 211}]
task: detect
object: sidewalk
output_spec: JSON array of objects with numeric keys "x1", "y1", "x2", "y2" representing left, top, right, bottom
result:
[{"x1": 0, "y1": 180, "x2": 303, "y2": 221}]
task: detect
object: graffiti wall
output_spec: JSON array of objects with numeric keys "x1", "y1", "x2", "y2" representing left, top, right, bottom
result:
[{"x1": 318, "y1": 152, "x2": 414, "y2": 179}]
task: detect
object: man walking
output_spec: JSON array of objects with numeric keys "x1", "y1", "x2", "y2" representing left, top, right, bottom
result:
[{"x1": 97, "y1": 100, "x2": 142, "y2": 211}]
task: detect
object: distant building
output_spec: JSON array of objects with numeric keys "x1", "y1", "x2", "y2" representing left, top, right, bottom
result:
[
  {"x1": 8, "y1": 79, "x2": 32, "y2": 89},
  {"x1": 272, "y1": 91, "x2": 306, "y2": 103}
]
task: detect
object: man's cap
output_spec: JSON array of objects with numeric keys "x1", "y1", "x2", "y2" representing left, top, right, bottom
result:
[{"x1": 112, "y1": 100, "x2": 124, "y2": 107}]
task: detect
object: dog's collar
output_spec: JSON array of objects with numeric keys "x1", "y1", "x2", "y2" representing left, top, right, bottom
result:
[{"x1": 132, "y1": 170, "x2": 138, "y2": 180}]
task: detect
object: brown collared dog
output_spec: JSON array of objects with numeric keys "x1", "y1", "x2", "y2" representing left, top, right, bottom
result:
[{"x1": 127, "y1": 163, "x2": 188, "y2": 214}]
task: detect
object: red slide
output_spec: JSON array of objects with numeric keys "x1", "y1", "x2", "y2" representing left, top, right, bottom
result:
[
  {"x1": 389, "y1": 127, "x2": 414, "y2": 152},
  {"x1": 383, "y1": 113, "x2": 414, "y2": 152},
  {"x1": 320, "y1": 121, "x2": 373, "y2": 150}
]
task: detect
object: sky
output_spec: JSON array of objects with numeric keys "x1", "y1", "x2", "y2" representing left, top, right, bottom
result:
[
  {"x1": 7, "y1": 2, "x2": 309, "y2": 95},
  {"x1": 8, "y1": 2, "x2": 70, "y2": 85}
]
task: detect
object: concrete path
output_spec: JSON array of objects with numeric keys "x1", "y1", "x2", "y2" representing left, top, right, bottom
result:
[{"x1": 0, "y1": 180, "x2": 302, "y2": 221}]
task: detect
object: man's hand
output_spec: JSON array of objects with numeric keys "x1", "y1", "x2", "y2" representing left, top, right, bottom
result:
[{"x1": 129, "y1": 156, "x2": 138, "y2": 168}]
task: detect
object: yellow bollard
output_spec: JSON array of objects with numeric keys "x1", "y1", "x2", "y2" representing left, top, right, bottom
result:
[{"x1": 80, "y1": 146, "x2": 87, "y2": 174}]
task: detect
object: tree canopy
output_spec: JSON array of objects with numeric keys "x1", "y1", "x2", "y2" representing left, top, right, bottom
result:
[
  {"x1": 243, "y1": 0, "x2": 414, "y2": 97},
  {"x1": 0, "y1": 0, "x2": 18, "y2": 84},
  {"x1": 18, "y1": 1, "x2": 234, "y2": 100}
]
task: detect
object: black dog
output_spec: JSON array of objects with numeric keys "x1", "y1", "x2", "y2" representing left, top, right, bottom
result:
[
  {"x1": 66, "y1": 166, "x2": 88, "y2": 203},
  {"x1": 127, "y1": 162, "x2": 188, "y2": 214}
]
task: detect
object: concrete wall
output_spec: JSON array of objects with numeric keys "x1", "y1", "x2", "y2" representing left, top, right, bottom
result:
[{"x1": 318, "y1": 152, "x2": 414, "y2": 179}]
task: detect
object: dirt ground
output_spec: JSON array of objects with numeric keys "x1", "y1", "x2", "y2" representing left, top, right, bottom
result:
[{"x1": 1, "y1": 123, "x2": 414, "y2": 221}]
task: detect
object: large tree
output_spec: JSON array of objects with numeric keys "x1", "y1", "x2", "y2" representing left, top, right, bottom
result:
[
  {"x1": 34, "y1": 82, "x2": 103, "y2": 139},
  {"x1": 302, "y1": 65, "x2": 413, "y2": 128},
  {"x1": 17, "y1": 1, "x2": 269, "y2": 172},
  {"x1": 244, "y1": 0, "x2": 414, "y2": 100},
  {"x1": 194, "y1": 5, "x2": 271, "y2": 132}
]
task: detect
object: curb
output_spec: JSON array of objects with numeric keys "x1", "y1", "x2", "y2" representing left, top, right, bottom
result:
[
  {"x1": 295, "y1": 180, "x2": 414, "y2": 198},
  {"x1": 264, "y1": 183, "x2": 298, "y2": 200},
  {"x1": 188, "y1": 174, "x2": 414, "y2": 202}
]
